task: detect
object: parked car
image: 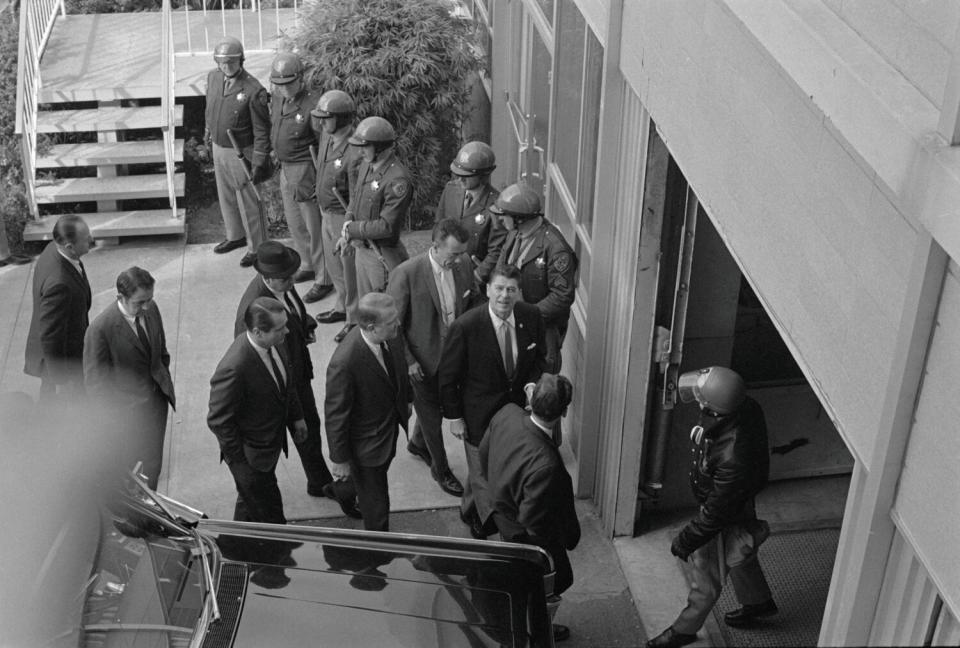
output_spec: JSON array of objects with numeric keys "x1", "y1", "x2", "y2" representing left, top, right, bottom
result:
[{"x1": 31, "y1": 472, "x2": 557, "y2": 647}]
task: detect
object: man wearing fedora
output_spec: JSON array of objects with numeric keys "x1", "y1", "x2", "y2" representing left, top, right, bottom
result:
[{"x1": 234, "y1": 241, "x2": 360, "y2": 518}]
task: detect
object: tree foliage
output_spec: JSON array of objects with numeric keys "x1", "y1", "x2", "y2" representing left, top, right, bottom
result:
[
  {"x1": 0, "y1": 9, "x2": 30, "y2": 251},
  {"x1": 287, "y1": 0, "x2": 480, "y2": 228}
]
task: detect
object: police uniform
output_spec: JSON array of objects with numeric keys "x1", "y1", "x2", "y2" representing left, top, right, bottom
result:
[
  {"x1": 315, "y1": 126, "x2": 363, "y2": 323},
  {"x1": 344, "y1": 149, "x2": 411, "y2": 296},
  {"x1": 205, "y1": 68, "x2": 270, "y2": 253},
  {"x1": 270, "y1": 86, "x2": 330, "y2": 287},
  {"x1": 435, "y1": 180, "x2": 505, "y2": 284},
  {"x1": 499, "y1": 219, "x2": 577, "y2": 372}
]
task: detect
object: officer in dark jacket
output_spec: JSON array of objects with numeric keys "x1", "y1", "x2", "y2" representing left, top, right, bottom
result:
[
  {"x1": 341, "y1": 117, "x2": 411, "y2": 297},
  {"x1": 268, "y1": 52, "x2": 333, "y2": 303},
  {"x1": 495, "y1": 183, "x2": 577, "y2": 372},
  {"x1": 647, "y1": 367, "x2": 777, "y2": 648},
  {"x1": 435, "y1": 141, "x2": 505, "y2": 285},
  {"x1": 203, "y1": 37, "x2": 271, "y2": 267}
]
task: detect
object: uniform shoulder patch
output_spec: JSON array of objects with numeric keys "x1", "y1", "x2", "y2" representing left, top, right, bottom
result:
[
  {"x1": 552, "y1": 252, "x2": 573, "y2": 274},
  {"x1": 393, "y1": 180, "x2": 410, "y2": 198}
]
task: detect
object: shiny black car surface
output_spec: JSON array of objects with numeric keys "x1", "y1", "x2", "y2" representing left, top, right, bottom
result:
[{"x1": 43, "y1": 475, "x2": 556, "y2": 647}]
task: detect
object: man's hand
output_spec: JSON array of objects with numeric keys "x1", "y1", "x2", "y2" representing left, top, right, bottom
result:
[
  {"x1": 330, "y1": 461, "x2": 351, "y2": 480},
  {"x1": 291, "y1": 419, "x2": 308, "y2": 444},
  {"x1": 670, "y1": 535, "x2": 690, "y2": 562},
  {"x1": 445, "y1": 418, "x2": 466, "y2": 441},
  {"x1": 195, "y1": 143, "x2": 210, "y2": 163},
  {"x1": 524, "y1": 382, "x2": 536, "y2": 411},
  {"x1": 340, "y1": 221, "x2": 352, "y2": 242},
  {"x1": 251, "y1": 164, "x2": 269, "y2": 184},
  {"x1": 334, "y1": 236, "x2": 349, "y2": 256},
  {"x1": 408, "y1": 361, "x2": 424, "y2": 382}
]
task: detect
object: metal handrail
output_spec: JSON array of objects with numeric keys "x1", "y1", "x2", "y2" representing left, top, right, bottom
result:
[
  {"x1": 176, "y1": 0, "x2": 298, "y2": 55},
  {"x1": 161, "y1": 0, "x2": 178, "y2": 218},
  {"x1": 14, "y1": 0, "x2": 64, "y2": 220}
]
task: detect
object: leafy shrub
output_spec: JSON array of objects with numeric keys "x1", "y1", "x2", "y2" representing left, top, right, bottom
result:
[
  {"x1": 0, "y1": 8, "x2": 30, "y2": 252},
  {"x1": 287, "y1": 0, "x2": 481, "y2": 229}
]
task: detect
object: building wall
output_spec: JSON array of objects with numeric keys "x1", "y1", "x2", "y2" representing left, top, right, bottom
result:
[{"x1": 618, "y1": 0, "x2": 918, "y2": 467}]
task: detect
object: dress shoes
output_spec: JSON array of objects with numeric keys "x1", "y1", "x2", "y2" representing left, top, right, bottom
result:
[
  {"x1": 334, "y1": 323, "x2": 355, "y2": 343},
  {"x1": 645, "y1": 627, "x2": 697, "y2": 648},
  {"x1": 239, "y1": 252, "x2": 257, "y2": 267},
  {"x1": 553, "y1": 624, "x2": 571, "y2": 642},
  {"x1": 316, "y1": 309, "x2": 347, "y2": 324},
  {"x1": 0, "y1": 254, "x2": 32, "y2": 266},
  {"x1": 460, "y1": 511, "x2": 489, "y2": 540},
  {"x1": 303, "y1": 283, "x2": 334, "y2": 303},
  {"x1": 292, "y1": 269, "x2": 315, "y2": 283},
  {"x1": 724, "y1": 599, "x2": 778, "y2": 627},
  {"x1": 213, "y1": 237, "x2": 246, "y2": 254},
  {"x1": 322, "y1": 483, "x2": 363, "y2": 519},
  {"x1": 436, "y1": 470, "x2": 464, "y2": 497},
  {"x1": 407, "y1": 443, "x2": 432, "y2": 466}
]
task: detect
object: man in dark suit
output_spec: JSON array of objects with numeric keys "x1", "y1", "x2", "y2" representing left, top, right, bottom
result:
[
  {"x1": 387, "y1": 219, "x2": 479, "y2": 497},
  {"x1": 438, "y1": 264, "x2": 546, "y2": 538},
  {"x1": 325, "y1": 292, "x2": 411, "y2": 531},
  {"x1": 233, "y1": 241, "x2": 359, "y2": 518},
  {"x1": 481, "y1": 373, "x2": 580, "y2": 643},
  {"x1": 209, "y1": 297, "x2": 307, "y2": 524},
  {"x1": 24, "y1": 215, "x2": 93, "y2": 401},
  {"x1": 83, "y1": 267, "x2": 176, "y2": 490}
]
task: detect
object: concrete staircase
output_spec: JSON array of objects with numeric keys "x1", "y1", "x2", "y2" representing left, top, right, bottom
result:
[{"x1": 24, "y1": 101, "x2": 186, "y2": 242}]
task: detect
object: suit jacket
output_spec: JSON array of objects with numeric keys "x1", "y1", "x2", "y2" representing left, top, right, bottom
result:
[
  {"x1": 24, "y1": 242, "x2": 92, "y2": 384},
  {"x1": 435, "y1": 180, "x2": 505, "y2": 282},
  {"x1": 204, "y1": 67, "x2": 271, "y2": 167},
  {"x1": 438, "y1": 302, "x2": 546, "y2": 445},
  {"x1": 208, "y1": 334, "x2": 302, "y2": 472},
  {"x1": 386, "y1": 251, "x2": 478, "y2": 378},
  {"x1": 324, "y1": 328, "x2": 411, "y2": 467},
  {"x1": 233, "y1": 277, "x2": 318, "y2": 388},
  {"x1": 83, "y1": 301, "x2": 175, "y2": 409},
  {"x1": 480, "y1": 403, "x2": 580, "y2": 550}
]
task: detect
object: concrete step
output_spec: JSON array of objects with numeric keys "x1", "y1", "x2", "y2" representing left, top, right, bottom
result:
[
  {"x1": 35, "y1": 173, "x2": 185, "y2": 203},
  {"x1": 37, "y1": 139, "x2": 185, "y2": 168},
  {"x1": 36, "y1": 105, "x2": 184, "y2": 133},
  {"x1": 23, "y1": 209, "x2": 186, "y2": 242}
]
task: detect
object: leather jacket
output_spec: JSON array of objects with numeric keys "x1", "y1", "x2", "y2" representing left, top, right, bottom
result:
[{"x1": 674, "y1": 396, "x2": 770, "y2": 557}]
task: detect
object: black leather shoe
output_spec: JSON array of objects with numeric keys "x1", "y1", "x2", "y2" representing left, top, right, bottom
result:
[
  {"x1": 316, "y1": 309, "x2": 347, "y2": 324},
  {"x1": 334, "y1": 323, "x2": 355, "y2": 343},
  {"x1": 293, "y1": 269, "x2": 315, "y2": 283},
  {"x1": 239, "y1": 252, "x2": 257, "y2": 267},
  {"x1": 460, "y1": 511, "x2": 488, "y2": 540},
  {"x1": 214, "y1": 237, "x2": 246, "y2": 254},
  {"x1": 407, "y1": 443, "x2": 432, "y2": 466},
  {"x1": 322, "y1": 483, "x2": 362, "y2": 519},
  {"x1": 553, "y1": 624, "x2": 571, "y2": 642},
  {"x1": 307, "y1": 481, "x2": 330, "y2": 497},
  {"x1": 646, "y1": 627, "x2": 697, "y2": 648},
  {"x1": 724, "y1": 599, "x2": 778, "y2": 627},
  {"x1": 437, "y1": 470, "x2": 464, "y2": 497},
  {"x1": 303, "y1": 283, "x2": 334, "y2": 303}
]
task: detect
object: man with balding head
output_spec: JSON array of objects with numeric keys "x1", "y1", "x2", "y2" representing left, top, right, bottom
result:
[
  {"x1": 325, "y1": 292, "x2": 411, "y2": 531},
  {"x1": 209, "y1": 296, "x2": 307, "y2": 524}
]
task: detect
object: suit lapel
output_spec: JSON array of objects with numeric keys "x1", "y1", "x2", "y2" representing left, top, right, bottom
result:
[
  {"x1": 482, "y1": 311, "x2": 509, "y2": 380},
  {"x1": 110, "y1": 303, "x2": 148, "y2": 357},
  {"x1": 452, "y1": 259, "x2": 472, "y2": 317},
  {"x1": 418, "y1": 255, "x2": 443, "y2": 320},
  {"x1": 245, "y1": 338, "x2": 284, "y2": 402},
  {"x1": 356, "y1": 333, "x2": 394, "y2": 390}
]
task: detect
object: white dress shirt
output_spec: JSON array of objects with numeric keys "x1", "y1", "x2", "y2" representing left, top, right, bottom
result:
[
  {"x1": 245, "y1": 332, "x2": 286, "y2": 390},
  {"x1": 488, "y1": 305, "x2": 517, "y2": 368},
  {"x1": 428, "y1": 247, "x2": 457, "y2": 325}
]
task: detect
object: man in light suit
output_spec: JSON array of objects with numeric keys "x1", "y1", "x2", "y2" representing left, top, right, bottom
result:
[
  {"x1": 84, "y1": 267, "x2": 175, "y2": 490},
  {"x1": 209, "y1": 297, "x2": 307, "y2": 524},
  {"x1": 438, "y1": 264, "x2": 546, "y2": 538},
  {"x1": 325, "y1": 293, "x2": 412, "y2": 531},
  {"x1": 481, "y1": 374, "x2": 580, "y2": 643},
  {"x1": 387, "y1": 219, "x2": 479, "y2": 497},
  {"x1": 24, "y1": 215, "x2": 93, "y2": 401}
]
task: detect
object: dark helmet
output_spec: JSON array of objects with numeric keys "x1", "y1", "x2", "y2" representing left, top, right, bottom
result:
[
  {"x1": 677, "y1": 366, "x2": 746, "y2": 415},
  {"x1": 213, "y1": 37, "x2": 244, "y2": 63},
  {"x1": 269, "y1": 52, "x2": 302, "y2": 85},
  {"x1": 489, "y1": 183, "x2": 542, "y2": 219},
  {"x1": 349, "y1": 116, "x2": 396, "y2": 146},
  {"x1": 450, "y1": 141, "x2": 496, "y2": 177},
  {"x1": 311, "y1": 90, "x2": 356, "y2": 118}
]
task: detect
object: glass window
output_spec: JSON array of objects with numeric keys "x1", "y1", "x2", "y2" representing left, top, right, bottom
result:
[
  {"x1": 526, "y1": 29, "x2": 552, "y2": 190},
  {"x1": 534, "y1": 0, "x2": 554, "y2": 26},
  {"x1": 552, "y1": 3, "x2": 585, "y2": 195},
  {"x1": 576, "y1": 29, "x2": 603, "y2": 234}
]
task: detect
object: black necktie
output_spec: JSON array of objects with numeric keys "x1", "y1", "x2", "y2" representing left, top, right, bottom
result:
[
  {"x1": 284, "y1": 292, "x2": 300, "y2": 326},
  {"x1": 463, "y1": 192, "x2": 474, "y2": 210},
  {"x1": 502, "y1": 322, "x2": 515, "y2": 377},
  {"x1": 380, "y1": 342, "x2": 397, "y2": 387},
  {"x1": 135, "y1": 316, "x2": 151, "y2": 356},
  {"x1": 268, "y1": 348, "x2": 286, "y2": 394}
]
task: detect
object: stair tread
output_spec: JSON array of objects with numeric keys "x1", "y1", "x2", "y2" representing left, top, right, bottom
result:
[
  {"x1": 35, "y1": 173, "x2": 185, "y2": 202},
  {"x1": 36, "y1": 105, "x2": 185, "y2": 133},
  {"x1": 23, "y1": 209, "x2": 185, "y2": 241},
  {"x1": 37, "y1": 140, "x2": 184, "y2": 168}
]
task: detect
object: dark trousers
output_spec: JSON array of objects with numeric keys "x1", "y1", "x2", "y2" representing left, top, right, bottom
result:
[
  {"x1": 228, "y1": 460, "x2": 287, "y2": 525},
  {"x1": 296, "y1": 386, "x2": 333, "y2": 492},
  {"x1": 497, "y1": 519, "x2": 573, "y2": 596},
  {"x1": 352, "y1": 461, "x2": 391, "y2": 531},
  {"x1": 409, "y1": 374, "x2": 450, "y2": 477},
  {"x1": 131, "y1": 390, "x2": 170, "y2": 490}
]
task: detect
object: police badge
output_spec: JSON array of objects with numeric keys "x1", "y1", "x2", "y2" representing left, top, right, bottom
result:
[
  {"x1": 295, "y1": 113, "x2": 303, "y2": 123},
  {"x1": 371, "y1": 180, "x2": 380, "y2": 190},
  {"x1": 334, "y1": 158, "x2": 343, "y2": 169},
  {"x1": 474, "y1": 213, "x2": 485, "y2": 225},
  {"x1": 535, "y1": 256, "x2": 546, "y2": 267},
  {"x1": 236, "y1": 92, "x2": 247, "y2": 103}
]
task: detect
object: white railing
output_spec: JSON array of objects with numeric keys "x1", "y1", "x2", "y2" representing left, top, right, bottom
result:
[
  {"x1": 178, "y1": 0, "x2": 298, "y2": 54},
  {"x1": 161, "y1": 0, "x2": 178, "y2": 218},
  {"x1": 15, "y1": 0, "x2": 65, "y2": 221}
]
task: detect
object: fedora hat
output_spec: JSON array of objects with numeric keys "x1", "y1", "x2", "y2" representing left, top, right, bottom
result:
[{"x1": 254, "y1": 241, "x2": 300, "y2": 278}]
